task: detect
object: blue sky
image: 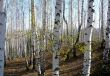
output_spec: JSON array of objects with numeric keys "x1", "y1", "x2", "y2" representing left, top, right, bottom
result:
[{"x1": 6, "y1": 0, "x2": 108, "y2": 30}]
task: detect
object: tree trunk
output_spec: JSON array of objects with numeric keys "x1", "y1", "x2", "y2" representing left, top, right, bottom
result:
[
  {"x1": 82, "y1": 0, "x2": 94, "y2": 76},
  {"x1": 99, "y1": 3, "x2": 101, "y2": 41},
  {"x1": 31, "y1": 0, "x2": 36, "y2": 70},
  {"x1": 102, "y1": 0, "x2": 110, "y2": 74},
  {"x1": 73, "y1": 0, "x2": 84, "y2": 57},
  {"x1": 63, "y1": 0, "x2": 68, "y2": 37},
  {"x1": 52, "y1": 0, "x2": 62, "y2": 76},
  {"x1": 0, "y1": 0, "x2": 6, "y2": 75},
  {"x1": 75, "y1": 0, "x2": 84, "y2": 45},
  {"x1": 101, "y1": 0, "x2": 104, "y2": 40}
]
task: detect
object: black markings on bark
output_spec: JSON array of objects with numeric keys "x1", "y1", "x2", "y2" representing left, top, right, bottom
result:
[
  {"x1": 54, "y1": 67, "x2": 60, "y2": 71},
  {"x1": 108, "y1": 19, "x2": 110, "y2": 21},
  {"x1": 59, "y1": 10, "x2": 61, "y2": 12},
  {"x1": 106, "y1": 27, "x2": 110, "y2": 33},
  {"x1": 106, "y1": 33, "x2": 109, "y2": 38},
  {"x1": 87, "y1": 19, "x2": 90, "y2": 23},
  {"x1": 0, "y1": 23, "x2": 3, "y2": 26},
  {"x1": 85, "y1": 33, "x2": 88, "y2": 35},
  {"x1": 55, "y1": 19, "x2": 60, "y2": 25},
  {"x1": 91, "y1": 9, "x2": 95, "y2": 12},
  {"x1": 55, "y1": 6, "x2": 57, "y2": 9},
  {"x1": 89, "y1": 6, "x2": 91, "y2": 9},
  {"x1": 0, "y1": 12, "x2": 6, "y2": 16},
  {"x1": 56, "y1": 13, "x2": 60, "y2": 17},
  {"x1": 56, "y1": 1, "x2": 61, "y2": 5},
  {"x1": 54, "y1": 74, "x2": 57, "y2": 75},
  {"x1": 55, "y1": 55, "x2": 58, "y2": 59},
  {"x1": 84, "y1": 58, "x2": 91, "y2": 62},
  {"x1": 89, "y1": 0, "x2": 94, "y2": 2},
  {"x1": 55, "y1": 21, "x2": 58, "y2": 25},
  {"x1": 87, "y1": 41, "x2": 90, "y2": 42},
  {"x1": 89, "y1": 25, "x2": 93, "y2": 27}
]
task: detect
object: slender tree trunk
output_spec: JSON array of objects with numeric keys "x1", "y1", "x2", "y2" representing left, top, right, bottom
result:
[
  {"x1": 102, "y1": 0, "x2": 110, "y2": 75},
  {"x1": 0, "y1": 0, "x2": 6, "y2": 75},
  {"x1": 37, "y1": 0, "x2": 47, "y2": 75},
  {"x1": 101, "y1": 0, "x2": 104, "y2": 40},
  {"x1": 52, "y1": 0, "x2": 62, "y2": 76},
  {"x1": 75, "y1": 0, "x2": 84, "y2": 45},
  {"x1": 82, "y1": 0, "x2": 94, "y2": 76},
  {"x1": 31, "y1": 0, "x2": 36, "y2": 70},
  {"x1": 83, "y1": 11, "x2": 86, "y2": 41},
  {"x1": 99, "y1": 4, "x2": 101, "y2": 41},
  {"x1": 26, "y1": 0, "x2": 32, "y2": 68},
  {"x1": 70, "y1": 0, "x2": 73, "y2": 46},
  {"x1": 63, "y1": 0, "x2": 68, "y2": 37},
  {"x1": 77, "y1": 0, "x2": 80, "y2": 31},
  {"x1": 73, "y1": 0, "x2": 84, "y2": 58}
]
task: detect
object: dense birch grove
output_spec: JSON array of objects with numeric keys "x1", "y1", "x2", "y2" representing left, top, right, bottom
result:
[{"x1": 0, "y1": 0, "x2": 110, "y2": 76}]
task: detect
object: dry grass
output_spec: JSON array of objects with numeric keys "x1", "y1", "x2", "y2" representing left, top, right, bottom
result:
[{"x1": 4, "y1": 50, "x2": 103, "y2": 76}]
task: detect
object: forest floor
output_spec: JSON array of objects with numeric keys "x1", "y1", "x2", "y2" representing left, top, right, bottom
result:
[{"x1": 4, "y1": 50, "x2": 102, "y2": 76}]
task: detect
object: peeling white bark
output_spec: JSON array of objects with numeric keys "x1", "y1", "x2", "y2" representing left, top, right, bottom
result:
[
  {"x1": 82, "y1": 0, "x2": 94, "y2": 76},
  {"x1": 0, "y1": 0, "x2": 6, "y2": 76},
  {"x1": 53, "y1": 0, "x2": 62, "y2": 76}
]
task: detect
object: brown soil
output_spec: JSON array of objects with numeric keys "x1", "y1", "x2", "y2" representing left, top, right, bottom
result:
[{"x1": 4, "y1": 51, "x2": 101, "y2": 76}]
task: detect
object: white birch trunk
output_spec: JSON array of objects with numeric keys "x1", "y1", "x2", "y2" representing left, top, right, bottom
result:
[
  {"x1": 53, "y1": 0, "x2": 62, "y2": 76},
  {"x1": 38, "y1": 0, "x2": 47, "y2": 75},
  {"x1": 0, "y1": 0, "x2": 6, "y2": 76},
  {"x1": 36, "y1": 35, "x2": 41, "y2": 75},
  {"x1": 82, "y1": 0, "x2": 94, "y2": 76},
  {"x1": 102, "y1": 0, "x2": 110, "y2": 72}
]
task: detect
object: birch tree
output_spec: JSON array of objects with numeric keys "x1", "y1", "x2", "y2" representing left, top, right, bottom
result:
[
  {"x1": 102, "y1": 0, "x2": 110, "y2": 74},
  {"x1": 31, "y1": 0, "x2": 36, "y2": 70},
  {"x1": 52, "y1": 0, "x2": 62, "y2": 76},
  {"x1": 73, "y1": 0, "x2": 84, "y2": 57},
  {"x1": 82, "y1": 0, "x2": 94, "y2": 76},
  {"x1": 37, "y1": 0, "x2": 46, "y2": 75},
  {"x1": 69, "y1": 0, "x2": 73, "y2": 39},
  {"x1": 99, "y1": 3, "x2": 101, "y2": 41},
  {"x1": 63, "y1": 0, "x2": 68, "y2": 37},
  {"x1": 0, "y1": 0, "x2": 6, "y2": 76},
  {"x1": 101, "y1": 0, "x2": 104, "y2": 40},
  {"x1": 75, "y1": 0, "x2": 84, "y2": 45}
]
